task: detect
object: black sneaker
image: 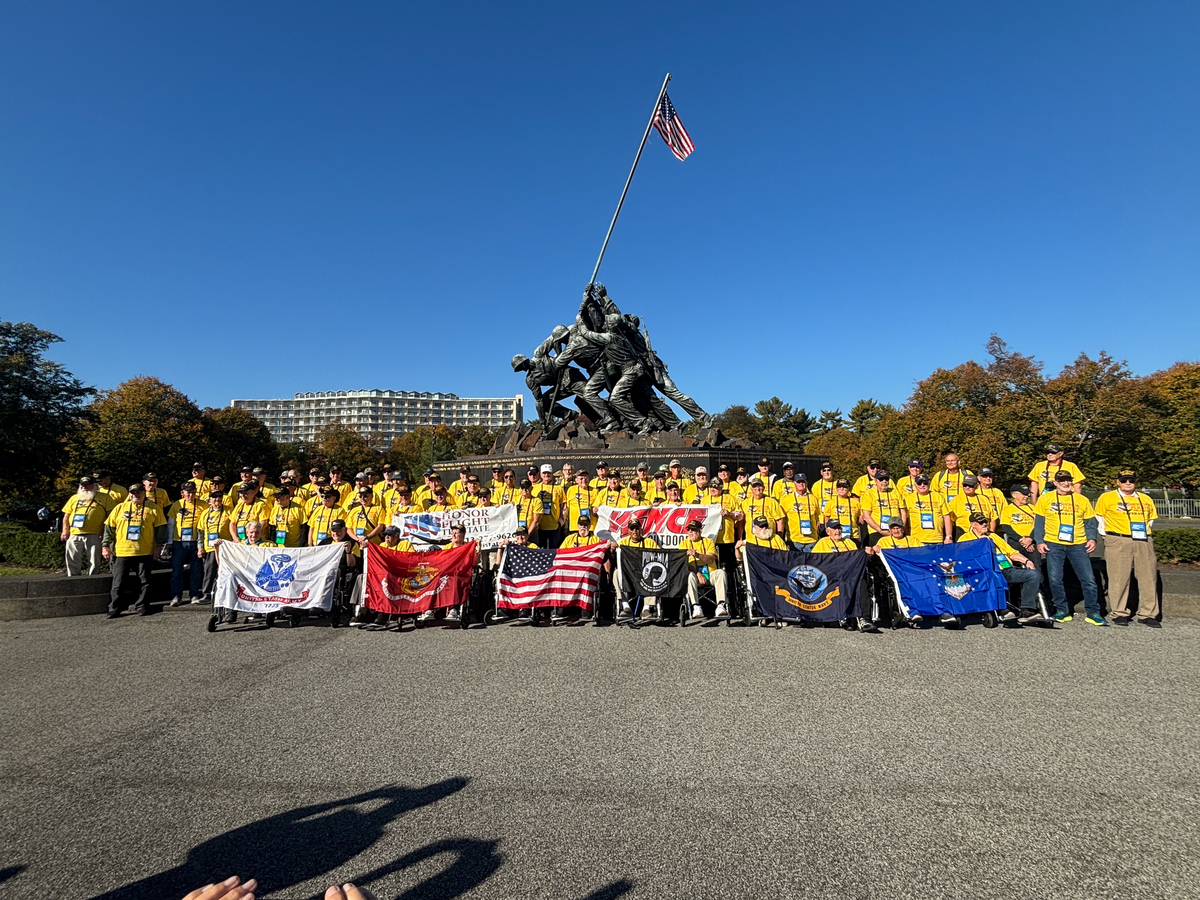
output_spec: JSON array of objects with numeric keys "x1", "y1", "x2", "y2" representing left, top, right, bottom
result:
[
  {"x1": 1139, "y1": 618, "x2": 1162, "y2": 629},
  {"x1": 939, "y1": 613, "x2": 961, "y2": 629},
  {"x1": 1112, "y1": 615, "x2": 1131, "y2": 626}
]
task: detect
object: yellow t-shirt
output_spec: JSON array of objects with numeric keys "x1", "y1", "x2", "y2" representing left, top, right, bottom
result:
[
  {"x1": 105, "y1": 499, "x2": 166, "y2": 557},
  {"x1": 877, "y1": 535, "x2": 923, "y2": 550},
  {"x1": 894, "y1": 475, "x2": 924, "y2": 496},
  {"x1": 458, "y1": 490, "x2": 490, "y2": 508},
  {"x1": 532, "y1": 483, "x2": 566, "y2": 530},
  {"x1": 822, "y1": 496, "x2": 861, "y2": 529},
  {"x1": 859, "y1": 487, "x2": 907, "y2": 532},
  {"x1": 593, "y1": 487, "x2": 632, "y2": 510},
  {"x1": 811, "y1": 479, "x2": 839, "y2": 506},
  {"x1": 230, "y1": 497, "x2": 271, "y2": 540},
  {"x1": 949, "y1": 491, "x2": 1000, "y2": 527},
  {"x1": 306, "y1": 505, "x2": 347, "y2": 544},
  {"x1": 644, "y1": 480, "x2": 670, "y2": 504},
  {"x1": 1028, "y1": 459, "x2": 1085, "y2": 490},
  {"x1": 514, "y1": 495, "x2": 540, "y2": 532},
  {"x1": 715, "y1": 491, "x2": 740, "y2": 544},
  {"x1": 978, "y1": 487, "x2": 1007, "y2": 518},
  {"x1": 903, "y1": 492, "x2": 950, "y2": 543},
  {"x1": 168, "y1": 499, "x2": 205, "y2": 543},
  {"x1": 1033, "y1": 492, "x2": 1095, "y2": 546},
  {"x1": 1093, "y1": 490, "x2": 1157, "y2": 537},
  {"x1": 491, "y1": 484, "x2": 520, "y2": 507},
  {"x1": 189, "y1": 477, "x2": 214, "y2": 499},
  {"x1": 381, "y1": 539, "x2": 417, "y2": 553},
  {"x1": 932, "y1": 468, "x2": 973, "y2": 504},
  {"x1": 812, "y1": 536, "x2": 858, "y2": 553},
  {"x1": 1001, "y1": 502, "x2": 1036, "y2": 537},
  {"x1": 741, "y1": 496, "x2": 784, "y2": 532},
  {"x1": 781, "y1": 493, "x2": 822, "y2": 545},
  {"x1": 267, "y1": 503, "x2": 308, "y2": 547},
  {"x1": 99, "y1": 483, "x2": 129, "y2": 504},
  {"x1": 565, "y1": 495, "x2": 596, "y2": 531},
  {"x1": 743, "y1": 532, "x2": 787, "y2": 550},
  {"x1": 330, "y1": 481, "x2": 356, "y2": 504},
  {"x1": 343, "y1": 502, "x2": 386, "y2": 544},
  {"x1": 957, "y1": 530, "x2": 1018, "y2": 566},
  {"x1": 387, "y1": 501, "x2": 423, "y2": 520},
  {"x1": 560, "y1": 532, "x2": 604, "y2": 549},
  {"x1": 199, "y1": 508, "x2": 231, "y2": 551},
  {"x1": 619, "y1": 535, "x2": 662, "y2": 549},
  {"x1": 679, "y1": 536, "x2": 717, "y2": 571},
  {"x1": 61, "y1": 494, "x2": 112, "y2": 536},
  {"x1": 851, "y1": 474, "x2": 879, "y2": 497}
]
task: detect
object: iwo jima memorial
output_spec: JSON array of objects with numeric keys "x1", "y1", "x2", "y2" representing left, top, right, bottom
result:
[{"x1": 437, "y1": 75, "x2": 825, "y2": 483}]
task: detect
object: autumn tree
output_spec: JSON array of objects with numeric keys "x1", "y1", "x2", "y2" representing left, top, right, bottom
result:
[
  {"x1": 455, "y1": 425, "x2": 497, "y2": 459},
  {"x1": 202, "y1": 406, "x2": 280, "y2": 482},
  {"x1": 387, "y1": 426, "x2": 458, "y2": 479},
  {"x1": 312, "y1": 422, "x2": 379, "y2": 476}
]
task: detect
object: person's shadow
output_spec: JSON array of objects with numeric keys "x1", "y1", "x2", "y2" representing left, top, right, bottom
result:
[{"x1": 90, "y1": 778, "x2": 474, "y2": 900}]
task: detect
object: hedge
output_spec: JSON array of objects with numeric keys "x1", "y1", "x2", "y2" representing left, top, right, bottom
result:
[
  {"x1": 0, "y1": 523, "x2": 67, "y2": 569},
  {"x1": 1153, "y1": 528, "x2": 1200, "y2": 564}
]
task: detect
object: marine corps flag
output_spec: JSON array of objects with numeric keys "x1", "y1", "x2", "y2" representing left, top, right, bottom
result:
[
  {"x1": 878, "y1": 541, "x2": 1006, "y2": 617},
  {"x1": 744, "y1": 545, "x2": 866, "y2": 622},
  {"x1": 618, "y1": 545, "x2": 689, "y2": 598},
  {"x1": 364, "y1": 542, "x2": 476, "y2": 615}
]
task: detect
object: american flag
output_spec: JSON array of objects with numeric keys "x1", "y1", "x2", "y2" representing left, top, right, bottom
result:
[
  {"x1": 652, "y1": 92, "x2": 695, "y2": 161},
  {"x1": 497, "y1": 543, "x2": 607, "y2": 610}
]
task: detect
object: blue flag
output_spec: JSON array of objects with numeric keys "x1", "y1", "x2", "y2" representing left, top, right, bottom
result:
[
  {"x1": 879, "y1": 541, "x2": 1006, "y2": 617},
  {"x1": 745, "y1": 545, "x2": 867, "y2": 622}
]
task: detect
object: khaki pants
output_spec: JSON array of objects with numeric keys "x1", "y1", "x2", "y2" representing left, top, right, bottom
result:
[
  {"x1": 686, "y1": 569, "x2": 728, "y2": 605},
  {"x1": 1105, "y1": 534, "x2": 1159, "y2": 620},
  {"x1": 65, "y1": 534, "x2": 102, "y2": 576}
]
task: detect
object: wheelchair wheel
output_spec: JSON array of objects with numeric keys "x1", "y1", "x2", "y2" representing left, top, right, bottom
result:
[
  {"x1": 982, "y1": 611, "x2": 998, "y2": 628},
  {"x1": 206, "y1": 615, "x2": 217, "y2": 633}
]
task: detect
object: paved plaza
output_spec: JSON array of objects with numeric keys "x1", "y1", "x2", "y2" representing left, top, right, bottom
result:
[{"x1": 2, "y1": 610, "x2": 1198, "y2": 899}]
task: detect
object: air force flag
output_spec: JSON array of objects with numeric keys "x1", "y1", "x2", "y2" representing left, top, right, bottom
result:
[{"x1": 878, "y1": 540, "x2": 1007, "y2": 617}]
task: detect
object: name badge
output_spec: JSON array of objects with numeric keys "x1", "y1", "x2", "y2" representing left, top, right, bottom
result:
[
  {"x1": 181, "y1": 527, "x2": 193, "y2": 541},
  {"x1": 236, "y1": 525, "x2": 246, "y2": 540},
  {"x1": 542, "y1": 499, "x2": 552, "y2": 515},
  {"x1": 126, "y1": 524, "x2": 142, "y2": 541},
  {"x1": 579, "y1": 510, "x2": 591, "y2": 522},
  {"x1": 72, "y1": 513, "x2": 86, "y2": 529},
  {"x1": 878, "y1": 514, "x2": 891, "y2": 530},
  {"x1": 1131, "y1": 521, "x2": 1147, "y2": 541},
  {"x1": 207, "y1": 532, "x2": 219, "y2": 544},
  {"x1": 355, "y1": 527, "x2": 366, "y2": 537},
  {"x1": 800, "y1": 519, "x2": 812, "y2": 536},
  {"x1": 276, "y1": 529, "x2": 287, "y2": 545},
  {"x1": 996, "y1": 550, "x2": 1012, "y2": 569},
  {"x1": 518, "y1": 519, "x2": 526, "y2": 529},
  {"x1": 1057, "y1": 523, "x2": 1074, "y2": 543},
  {"x1": 317, "y1": 531, "x2": 327, "y2": 542},
  {"x1": 920, "y1": 512, "x2": 934, "y2": 530}
]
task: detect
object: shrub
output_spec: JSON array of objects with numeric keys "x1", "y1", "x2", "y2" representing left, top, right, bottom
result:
[
  {"x1": 0, "y1": 522, "x2": 66, "y2": 569},
  {"x1": 1153, "y1": 528, "x2": 1200, "y2": 564}
]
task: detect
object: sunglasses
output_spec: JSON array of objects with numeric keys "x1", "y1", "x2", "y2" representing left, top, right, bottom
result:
[{"x1": 1117, "y1": 477, "x2": 1135, "y2": 484}]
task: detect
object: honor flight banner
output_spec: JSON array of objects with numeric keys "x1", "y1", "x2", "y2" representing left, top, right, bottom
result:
[
  {"x1": 595, "y1": 505, "x2": 722, "y2": 547},
  {"x1": 364, "y1": 542, "x2": 476, "y2": 615},
  {"x1": 878, "y1": 541, "x2": 1007, "y2": 617},
  {"x1": 744, "y1": 545, "x2": 866, "y2": 623},
  {"x1": 214, "y1": 543, "x2": 344, "y2": 613},
  {"x1": 392, "y1": 505, "x2": 518, "y2": 551}
]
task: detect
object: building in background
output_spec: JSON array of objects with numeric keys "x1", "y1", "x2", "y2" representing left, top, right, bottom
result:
[{"x1": 231, "y1": 390, "x2": 522, "y2": 448}]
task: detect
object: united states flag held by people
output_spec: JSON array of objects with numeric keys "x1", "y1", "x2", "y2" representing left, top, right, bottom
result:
[
  {"x1": 497, "y1": 543, "x2": 607, "y2": 611},
  {"x1": 652, "y1": 92, "x2": 695, "y2": 161}
]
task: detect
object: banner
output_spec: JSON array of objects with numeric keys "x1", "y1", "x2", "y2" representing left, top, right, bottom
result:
[
  {"x1": 596, "y1": 504, "x2": 721, "y2": 547},
  {"x1": 744, "y1": 544, "x2": 865, "y2": 622},
  {"x1": 214, "y1": 542, "x2": 343, "y2": 613},
  {"x1": 617, "y1": 545, "x2": 689, "y2": 598},
  {"x1": 364, "y1": 542, "x2": 477, "y2": 615},
  {"x1": 496, "y1": 543, "x2": 607, "y2": 610},
  {"x1": 879, "y1": 540, "x2": 1007, "y2": 617},
  {"x1": 392, "y1": 505, "x2": 517, "y2": 551}
]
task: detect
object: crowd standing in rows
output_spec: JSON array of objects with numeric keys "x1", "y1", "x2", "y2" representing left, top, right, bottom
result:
[{"x1": 58, "y1": 442, "x2": 1162, "y2": 629}]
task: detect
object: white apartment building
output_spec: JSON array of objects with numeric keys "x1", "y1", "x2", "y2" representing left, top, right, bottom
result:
[{"x1": 231, "y1": 389, "x2": 523, "y2": 448}]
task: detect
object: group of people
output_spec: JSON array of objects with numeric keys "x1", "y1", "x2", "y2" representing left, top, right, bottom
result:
[{"x1": 58, "y1": 442, "x2": 1163, "y2": 629}]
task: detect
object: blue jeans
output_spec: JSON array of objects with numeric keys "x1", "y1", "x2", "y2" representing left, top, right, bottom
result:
[
  {"x1": 1045, "y1": 542, "x2": 1099, "y2": 618},
  {"x1": 171, "y1": 541, "x2": 202, "y2": 598}
]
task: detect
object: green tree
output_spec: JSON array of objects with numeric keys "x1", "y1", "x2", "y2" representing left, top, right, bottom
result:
[
  {"x1": 454, "y1": 425, "x2": 497, "y2": 459},
  {"x1": 202, "y1": 406, "x2": 280, "y2": 483},
  {"x1": 847, "y1": 398, "x2": 890, "y2": 436},
  {"x1": 313, "y1": 422, "x2": 379, "y2": 476},
  {"x1": 753, "y1": 397, "x2": 815, "y2": 451},
  {"x1": 1140, "y1": 362, "x2": 1200, "y2": 485},
  {"x1": 817, "y1": 409, "x2": 845, "y2": 432},
  {"x1": 713, "y1": 405, "x2": 761, "y2": 444},
  {"x1": 72, "y1": 377, "x2": 205, "y2": 492},
  {"x1": 0, "y1": 322, "x2": 93, "y2": 511},
  {"x1": 387, "y1": 425, "x2": 458, "y2": 479}
]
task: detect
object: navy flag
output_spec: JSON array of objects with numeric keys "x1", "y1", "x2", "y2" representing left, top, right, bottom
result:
[
  {"x1": 745, "y1": 544, "x2": 866, "y2": 622},
  {"x1": 619, "y1": 545, "x2": 689, "y2": 598},
  {"x1": 879, "y1": 540, "x2": 1006, "y2": 617}
]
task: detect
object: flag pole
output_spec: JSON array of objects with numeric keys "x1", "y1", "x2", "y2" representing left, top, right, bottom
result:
[{"x1": 588, "y1": 72, "x2": 672, "y2": 287}]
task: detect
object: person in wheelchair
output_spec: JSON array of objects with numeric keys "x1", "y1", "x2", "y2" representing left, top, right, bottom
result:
[
  {"x1": 958, "y1": 511, "x2": 1041, "y2": 624},
  {"x1": 680, "y1": 519, "x2": 728, "y2": 619},
  {"x1": 321, "y1": 518, "x2": 360, "y2": 628},
  {"x1": 554, "y1": 517, "x2": 606, "y2": 622},
  {"x1": 611, "y1": 518, "x2": 661, "y2": 620},
  {"x1": 366, "y1": 525, "x2": 416, "y2": 629}
]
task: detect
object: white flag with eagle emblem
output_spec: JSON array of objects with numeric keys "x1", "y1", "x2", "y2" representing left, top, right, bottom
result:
[{"x1": 214, "y1": 542, "x2": 345, "y2": 613}]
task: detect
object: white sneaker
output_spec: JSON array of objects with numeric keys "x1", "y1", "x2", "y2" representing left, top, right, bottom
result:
[
  {"x1": 417, "y1": 610, "x2": 434, "y2": 622},
  {"x1": 619, "y1": 601, "x2": 632, "y2": 616},
  {"x1": 714, "y1": 602, "x2": 728, "y2": 618},
  {"x1": 690, "y1": 604, "x2": 704, "y2": 619},
  {"x1": 169, "y1": 597, "x2": 182, "y2": 607},
  {"x1": 444, "y1": 607, "x2": 461, "y2": 622},
  {"x1": 190, "y1": 596, "x2": 203, "y2": 604}
]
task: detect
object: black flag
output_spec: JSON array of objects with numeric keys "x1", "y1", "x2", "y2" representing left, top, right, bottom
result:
[{"x1": 619, "y1": 545, "x2": 689, "y2": 597}]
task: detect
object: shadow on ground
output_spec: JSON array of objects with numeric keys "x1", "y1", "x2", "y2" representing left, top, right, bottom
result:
[{"x1": 86, "y1": 777, "x2": 633, "y2": 900}]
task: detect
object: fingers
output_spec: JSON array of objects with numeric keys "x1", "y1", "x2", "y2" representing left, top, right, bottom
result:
[
  {"x1": 184, "y1": 876, "x2": 258, "y2": 900},
  {"x1": 338, "y1": 884, "x2": 377, "y2": 900}
]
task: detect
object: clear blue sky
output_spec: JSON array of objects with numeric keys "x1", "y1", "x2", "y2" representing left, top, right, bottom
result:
[{"x1": 3, "y1": 1, "x2": 1198, "y2": 421}]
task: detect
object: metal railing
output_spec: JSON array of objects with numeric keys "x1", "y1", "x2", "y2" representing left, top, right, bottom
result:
[{"x1": 1154, "y1": 499, "x2": 1200, "y2": 519}]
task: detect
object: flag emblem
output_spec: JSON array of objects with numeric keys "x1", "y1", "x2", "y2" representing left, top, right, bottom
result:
[
  {"x1": 652, "y1": 92, "x2": 695, "y2": 161},
  {"x1": 255, "y1": 554, "x2": 297, "y2": 592},
  {"x1": 398, "y1": 563, "x2": 436, "y2": 595},
  {"x1": 787, "y1": 564, "x2": 828, "y2": 602},
  {"x1": 641, "y1": 550, "x2": 671, "y2": 593},
  {"x1": 936, "y1": 560, "x2": 972, "y2": 600}
]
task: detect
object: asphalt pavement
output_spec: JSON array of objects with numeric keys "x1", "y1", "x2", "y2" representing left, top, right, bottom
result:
[{"x1": 1, "y1": 609, "x2": 1198, "y2": 900}]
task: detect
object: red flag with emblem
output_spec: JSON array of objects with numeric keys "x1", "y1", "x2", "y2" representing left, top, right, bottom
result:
[{"x1": 364, "y1": 542, "x2": 476, "y2": 615}]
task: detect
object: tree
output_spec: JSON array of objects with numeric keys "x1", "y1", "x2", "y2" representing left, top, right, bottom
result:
[
  {"x1": 713, "y1": 405, "x2": 761, "y2": 444},
  {"x1": 753, "y1": 397, "x2": 815, "y2": 451},
  {"x1": 388, "y1": 426, "x2": 458, "y2": 479},
  {"x1": 454, "y1": 426, "x2": 497, "y2": 459},
  {"x1": 817, "y1": 409, "x2": 845, "y2": 432},
  {"x1": 72, "y1": 377, "x2": 205, "y2": 492},
  {"x1": 202, "y1": 406, "x2": 280, "y2": 482},
  {"x1": 313, "y1": 422, "x2": 379, "y2": 476},
  {"x1": 847, "y1": 399, "x2": 889, "y2": 436},
  {"x1": 803, "y1": 427, "x2": 870, "y2": 476},
  {"x1": 0, "y1": 322, "x2": 93, "y2": 511},
  {"x1": 1140, "y1": 362, "x2": 1200, "y2": 486}
]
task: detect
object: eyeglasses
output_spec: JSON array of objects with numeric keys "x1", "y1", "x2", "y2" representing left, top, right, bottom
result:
[{"x1": 1117, "y1": 477, "x2": 1135, "y2": 484}]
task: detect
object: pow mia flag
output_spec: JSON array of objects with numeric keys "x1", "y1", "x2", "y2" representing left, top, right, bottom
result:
[{"x1": 619, "y1": 545, "x2": 689, "y2": 598}]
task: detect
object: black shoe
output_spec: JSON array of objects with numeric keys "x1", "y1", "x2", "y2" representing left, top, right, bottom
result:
[
  {"x1": 137, "y1": 608, "x2": 151, "y2": 617},
  {"x1": 1139, "y1": 618, "x2": 1162, "y2": 629},
  {"x1": 939, "y1": 613, "x2": 961, "y2": 629},
  {"x1": 106, "y1": 610, "x2": 121, "y2": 619},
  {"x1": 264, "y1": 613, "x2": 275, "y2": 628},
  {"x1": 1112, "y1": 615, "x2": 1131, "y2": 626}
]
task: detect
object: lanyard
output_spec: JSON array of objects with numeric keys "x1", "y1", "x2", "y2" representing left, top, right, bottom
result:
[{"x1": 1118, "y1": 492, "x2": 1147, "y2": 524}]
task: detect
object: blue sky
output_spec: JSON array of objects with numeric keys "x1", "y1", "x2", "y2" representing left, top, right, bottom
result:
[{"x1": 3, "y1": 1, "x2": 1198, "y2": 421}]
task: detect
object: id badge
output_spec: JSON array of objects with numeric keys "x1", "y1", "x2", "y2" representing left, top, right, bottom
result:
[
  {"x1": 126, "y1": 524, "x2": 142, "y2": 541},
  {"x1": 1131, "y1": 521, "x2": 1147, "y2": 541},
  {"x1": 1057, "y1": 523, "x2": 1074, "y2": 543},
  {"x1": 878, "y1": 514, "x2": 891, "y2": 530},
  {"x1": 207, "y1": 532, "x2": 219, "y2": 545},
  {"x1": 236, "y1": 524, "x2": 246, "y2": 540},
  {"x1": 800, "y1": 519, "x2": 812, "y2": 536},
  {"x1": 181, "y1": 527, "x2": 193, "y2": 541},
  {"x1": 276, "y1": 529, "x2": 287, "y2": 545},
  {"x1": 542, "y1": 499, "x2": 552, "y2": 515},
  {"x1": 996, "y1": 551, "x2": 1012, "y2": 569},
  {"x1": 920, "y1": 512, "x2": 934, "y2": 530},
  {"x1": 355, "y1": 527, "x2": 366, "y2": 537},
  {"x1": 72, "y1": 513, "x2": 86, "y2": 529},
  {"x1": 579, "y1": 510, "x2": 591, "y2": 523},
  {"x1": 317, "y1": 531, "x2": 327, "y2": 542}
]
